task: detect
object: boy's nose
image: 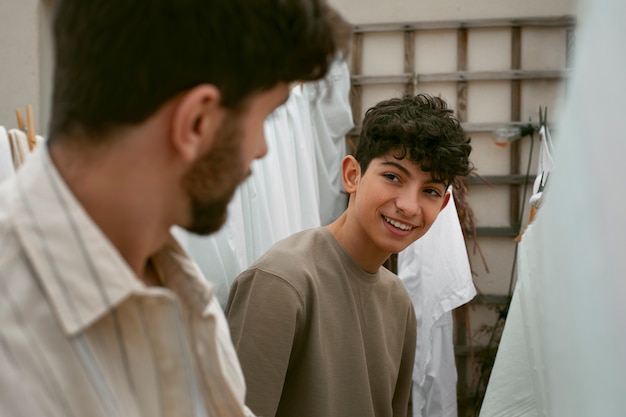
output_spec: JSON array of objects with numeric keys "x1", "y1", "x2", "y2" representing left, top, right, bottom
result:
[{"x1": 395, "y1": 193, "x2": 421, "y2": 217}]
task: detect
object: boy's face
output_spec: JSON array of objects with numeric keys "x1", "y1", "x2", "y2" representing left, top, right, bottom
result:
[{"x1": 347, "y1": 152, "x2": 450, "y2": 257}]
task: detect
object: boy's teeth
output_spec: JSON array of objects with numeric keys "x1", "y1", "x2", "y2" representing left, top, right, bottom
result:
[{"x1": 384, "y1": 216, "x2": 412, "y2": 231}]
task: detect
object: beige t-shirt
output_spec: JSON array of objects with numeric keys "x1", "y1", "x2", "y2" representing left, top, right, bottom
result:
[{"x1": 226, "y1": 227, "x2": 417, "y2": 417}]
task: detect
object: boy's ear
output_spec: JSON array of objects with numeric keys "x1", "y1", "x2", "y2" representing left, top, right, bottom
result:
[
  {"x1": 170, "y1": 84, "x2": 223, "y2": 163},
  {"x1": 440, "y1": 190, "x2": 451, "y2": 211},
  {"x1": 341, "y1": 155, "x2": 361, "y2": 193}
]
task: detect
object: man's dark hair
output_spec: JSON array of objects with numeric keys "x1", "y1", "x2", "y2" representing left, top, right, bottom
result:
[
  {"x1": 48, "y1": 0, "x2": 351, "y2": 142},
  {"x1": 354, "y1": 94, "x2": 473, "y2": 186}
]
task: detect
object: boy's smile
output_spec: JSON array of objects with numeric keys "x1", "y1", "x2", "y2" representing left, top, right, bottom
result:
[{"x1": 382, "y1": 215, "x2": 418, "y2": 235}]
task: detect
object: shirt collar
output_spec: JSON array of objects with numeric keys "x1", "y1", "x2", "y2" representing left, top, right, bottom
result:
[{"x1": 12, "y1": 145, "x2": 213, "y2": 336}]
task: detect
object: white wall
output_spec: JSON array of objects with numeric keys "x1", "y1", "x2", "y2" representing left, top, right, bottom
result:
[
  {"x1": 0, "y1": 0, "x2": 39, "y2": 132},
  {"x1": 329, "y1": 0, "x2": 576, "y2": 24},
  {"x1": 0, "y1": 0, "x2": 54, "y2": 137}
]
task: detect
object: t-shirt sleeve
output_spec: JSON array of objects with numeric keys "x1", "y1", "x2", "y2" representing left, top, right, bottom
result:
[{"x1": 225, "y1": 268, "x2": 305, "y2": 417}]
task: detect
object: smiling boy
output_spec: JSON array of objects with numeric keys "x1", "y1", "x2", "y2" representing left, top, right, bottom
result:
[{"x1": 225, "y1": 94, "x2": 472, "y2": 417}]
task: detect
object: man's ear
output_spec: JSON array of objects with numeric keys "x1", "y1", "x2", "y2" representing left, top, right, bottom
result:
[
  {"x1": 341, "y1": 155, "x2": 361, "y2": 194},
  {"x1": 170, "y1": 84, "x2": 223, "y2": 162}
]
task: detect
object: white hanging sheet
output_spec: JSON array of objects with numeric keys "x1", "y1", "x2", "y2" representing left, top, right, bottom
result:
[{"x1": 8, "y1": 128, "x2": 30, "y2": 168}]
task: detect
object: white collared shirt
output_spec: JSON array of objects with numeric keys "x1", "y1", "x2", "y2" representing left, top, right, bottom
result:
[{"x1": 0, "y1": 144, "x2": 251, "y2": 417}]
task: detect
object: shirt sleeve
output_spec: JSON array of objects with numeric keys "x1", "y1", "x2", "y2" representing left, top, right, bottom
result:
[{"x1": 225, "y1": 268, "x2": 305, "y2": 417}]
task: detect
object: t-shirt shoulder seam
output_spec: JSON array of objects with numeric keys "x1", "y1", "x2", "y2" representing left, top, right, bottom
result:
[{"x1": 246, "y1": 266, "x2": 307, "y2": 307}]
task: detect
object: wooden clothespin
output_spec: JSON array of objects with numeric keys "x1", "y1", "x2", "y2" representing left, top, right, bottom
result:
[
  {"x1": 25, "y1": 105, "x2": 37, "y2": 151},
  {"x1": 15, "y1": 105, "x2": 37, "y2": 151},
  {"x1": 15, "y1": 107, "x2": 25, "y2": 131}
]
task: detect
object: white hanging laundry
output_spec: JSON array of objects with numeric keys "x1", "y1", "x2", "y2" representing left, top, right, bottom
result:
[
  {"x1": 479, "y1": 224, "x2": 546, "y2": 417},
  {"x1": 529, "y1": 124, "x2": 555, "y2": 211},
  {"x1": 305, "y1": 58, "x2": 354, "y2": 225},
  {"x1": 414, "y1": 310, "x2": 460, "y2": 417},
  {"x1": 8, "y1": 128, "x2": 30, "y2": 169},
  {"x1": 481, "y1": 0, "x2": 626, "y2": 416},
  {"x1": 263, "y1": 103, "x2": 301, "y2": 238},
  {"x1": 239, "y1": 163, "x2": 281, "y2": 268},
  {"x1": 287, "y1": 85, "x2": 322, "y2": 230},
  {"x1": 397, "y1": 191, "x2": 476, "y2": 417},
  {"x1": 0, "y1": 126, "x2": 16, "y2": 182}
]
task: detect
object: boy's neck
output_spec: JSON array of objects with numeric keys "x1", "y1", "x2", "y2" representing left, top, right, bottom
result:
[{"x1": 325, "y1": 214, "x2": 388, "y2": 274}]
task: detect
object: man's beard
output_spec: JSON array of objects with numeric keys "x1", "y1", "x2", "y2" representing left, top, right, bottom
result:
[{"x1": 182, "y1": 110, "x2": 247, "y2": 235}]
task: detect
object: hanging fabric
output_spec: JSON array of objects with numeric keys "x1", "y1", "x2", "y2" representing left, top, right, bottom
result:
[
  {"x1": 8, "y1": 128, "x2": 30, "y2": 169},
  {"x1": 529, "y1": 108, "x2": 554, "y2": 221},
  {"x1": 0, "y1": 126, "x2": 16, "y2": 182},
  {"x1": 287, "y1": 85, "x2": 323, "y2": 231},
  {"x1": 305, "y1": 58, "x2": 354, "y2": 225},
  {"x1": 515, "y1": 108, "x2": 553, "y2": 243}
]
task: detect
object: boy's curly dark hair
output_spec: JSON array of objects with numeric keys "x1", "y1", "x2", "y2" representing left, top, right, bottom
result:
[{"x1": 354, "y1": 94, "x2": 473, "y2": 186}]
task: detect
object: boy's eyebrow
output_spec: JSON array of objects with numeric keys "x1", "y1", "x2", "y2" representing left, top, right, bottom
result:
[
  {"x1": 379, "y1": 160, "x2": 447, "y2": 185},
  {"x1": 380, "y1": 160, "x2": 411, "y2": 176}
]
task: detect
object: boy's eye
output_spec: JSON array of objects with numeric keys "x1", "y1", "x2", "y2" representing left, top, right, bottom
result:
[
  {"x1": 383, "y1": 173, "x2": 399, "y2": 182},
  {"x1": 425, "y1": 188, "x2": 443, "y2": 197}
]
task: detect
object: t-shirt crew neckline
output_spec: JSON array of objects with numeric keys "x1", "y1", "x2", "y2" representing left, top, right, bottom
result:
[{"x1": 319, "y1": 227, "x2": 381, "y2": 283}]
